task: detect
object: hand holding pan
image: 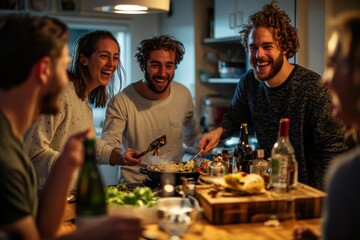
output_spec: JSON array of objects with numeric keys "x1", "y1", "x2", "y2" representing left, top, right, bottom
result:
[{"x1": 133, "y1": 135, "x2": 167, "y2": 159}]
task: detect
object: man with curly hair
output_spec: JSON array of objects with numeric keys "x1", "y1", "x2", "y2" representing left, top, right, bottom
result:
[
  {"x1": 199, "y1": 3, "x2": 347, "y2": 190},
  {"x1": 100, "y1": 34, "x2": 201, "y2": 183}
]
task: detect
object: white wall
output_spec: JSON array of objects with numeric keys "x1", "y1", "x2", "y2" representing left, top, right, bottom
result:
[
  {"x1": 158, "y1": 0, "x2": 196, "y2": 98},
  {"x1": 297, "y1": 0, "x2": 326, "y2": 75}
]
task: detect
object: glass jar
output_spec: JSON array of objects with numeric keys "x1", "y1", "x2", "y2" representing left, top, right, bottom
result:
[
  {"x1": 252, "y1": 149, "x2": 269, "y2": 178},
  {"x1": 207, "y1": 154, "x2": 227, "y2": 177}
]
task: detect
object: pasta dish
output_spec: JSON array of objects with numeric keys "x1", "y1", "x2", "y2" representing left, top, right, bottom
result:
[{"x1": 147, "y1": 159, "x2": 195, "y2": 172}]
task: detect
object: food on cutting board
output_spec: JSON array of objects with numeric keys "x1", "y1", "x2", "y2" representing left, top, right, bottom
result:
[{"x1": 224, "y1": 172, "x2": 265, "y2": 193}]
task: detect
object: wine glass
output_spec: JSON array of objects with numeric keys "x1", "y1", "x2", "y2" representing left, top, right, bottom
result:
[{"x1": 156, "y1": 197, "x2": 201, "y2": 240}]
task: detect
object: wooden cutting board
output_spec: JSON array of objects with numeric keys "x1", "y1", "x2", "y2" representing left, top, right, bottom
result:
[{"x1": 195, "y1": 183, "x2": 326, "y2": 225}]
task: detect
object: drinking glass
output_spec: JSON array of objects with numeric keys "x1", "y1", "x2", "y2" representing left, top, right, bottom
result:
[{"x1": 156, "y1": 197, "x2": 202, "y2": 240}]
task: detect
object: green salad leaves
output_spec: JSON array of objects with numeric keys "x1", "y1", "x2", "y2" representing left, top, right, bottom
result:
[{"x1": 105, "y1": 184, "x2": 158, "y2": 207}]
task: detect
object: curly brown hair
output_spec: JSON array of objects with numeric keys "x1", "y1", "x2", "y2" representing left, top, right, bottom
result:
[
  {"x1": 134, "y1": 34, "x2": 185, "y2": 72},
  {"x1": 239, "y1": 2, "x2": 300, "y2": 59}
]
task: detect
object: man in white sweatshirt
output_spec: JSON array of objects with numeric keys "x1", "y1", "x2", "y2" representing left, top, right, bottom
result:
[{"x1": 101, "y1": 34, "x2": 201, "y2": 183}]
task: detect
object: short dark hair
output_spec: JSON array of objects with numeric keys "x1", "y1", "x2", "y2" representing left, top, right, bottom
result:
[
  {"x1": 135, "y1": 34, "x2": 185, "y2": 72},
  {"x1": 0, "y1": 14, "x2": 69, "y2": 91},
  {"x1": 240, "y1": 3, "x2": 300, "y2": 59},
  {"x1": 68, "y1": 30, "x2": 124, "y2": 108}
]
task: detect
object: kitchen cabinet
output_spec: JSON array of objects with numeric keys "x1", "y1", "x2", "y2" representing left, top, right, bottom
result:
[
  {"x1": 200, "y1": 35, "x2": 247, "y2": 84},
  {"x1": 214, "y1": 0, "x2": 240, "y2": 39},
  {"x1": 214, "y1": 0, "x2": 296, "y2": 39}
]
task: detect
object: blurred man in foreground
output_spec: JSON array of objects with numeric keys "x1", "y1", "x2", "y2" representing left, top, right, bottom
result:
[
  {"x1": 0, "y1": 14, "x2": 143, "y2": 240},
  {"x1": 294, "y1": 10, "x2": 360, "y2": 240}
]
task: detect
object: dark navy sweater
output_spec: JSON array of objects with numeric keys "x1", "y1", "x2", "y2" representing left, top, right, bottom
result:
[{"x1": 221, "y1": 64, "x2": 348, "y2": 190}]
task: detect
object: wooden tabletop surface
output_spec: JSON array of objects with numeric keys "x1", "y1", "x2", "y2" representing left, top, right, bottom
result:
[
  {"x1": 143, "y1": 217, "x2": 322, "y2": 240},
  {"x1": 59, "y1": 201, "x2": 322, "y2": 239}
]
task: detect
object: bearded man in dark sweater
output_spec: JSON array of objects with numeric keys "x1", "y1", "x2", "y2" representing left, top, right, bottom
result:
[{"x1": 198, "y1": 3, "x2": 348, "y2": 190}]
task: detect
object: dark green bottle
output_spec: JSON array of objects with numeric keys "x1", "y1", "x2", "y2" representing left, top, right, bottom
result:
[
  {"x1": 238, "y1": 123, "x2": 254, "y2": 173},
  {"x1": 76, "y1": 138, "x2": 106, "y2": 225}
]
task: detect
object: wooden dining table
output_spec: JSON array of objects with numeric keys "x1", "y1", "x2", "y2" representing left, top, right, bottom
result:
[{"x1": 59, "y1": 192, "x2": 323, "y2": 240}]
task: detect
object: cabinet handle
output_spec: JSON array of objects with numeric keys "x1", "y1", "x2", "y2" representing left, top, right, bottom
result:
[
  {"x1": 236, "y1": 11, "x2": 244, "y2": 28},
  {"x1": 229, "y1": 13, "x2": 236, "y2": 29}
]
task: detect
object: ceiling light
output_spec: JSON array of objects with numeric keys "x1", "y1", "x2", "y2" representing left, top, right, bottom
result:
[{"x1": 92, "y1": 0, "x2": 170, "y2": 14}]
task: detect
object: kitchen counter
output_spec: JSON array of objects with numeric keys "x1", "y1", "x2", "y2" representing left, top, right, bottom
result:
[{"x1": 144, "y1": 218, "x2": 322, "y2": 240}]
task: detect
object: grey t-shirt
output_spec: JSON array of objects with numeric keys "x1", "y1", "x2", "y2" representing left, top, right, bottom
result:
[{"x1": 0, "y1": 111, "x2": 38, "y2": 225}]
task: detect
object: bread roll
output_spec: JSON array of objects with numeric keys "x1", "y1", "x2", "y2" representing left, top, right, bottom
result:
[{"x1": 224, "y1": 172, "x2": 265, "y2": 193}]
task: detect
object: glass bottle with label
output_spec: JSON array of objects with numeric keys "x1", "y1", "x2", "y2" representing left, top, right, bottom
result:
[
  {"x1": 252, "y1": 149, "x2": 269, "y2": 178},
  {"x1": 76, "y1": 138, "x2": 107, "y2": 228},
  {"x1": 238, "y1": 123, "x2": 254, "y2": 173},
  {"x1": 270, "y1": 118, "x2": 298, "y2": 193}
]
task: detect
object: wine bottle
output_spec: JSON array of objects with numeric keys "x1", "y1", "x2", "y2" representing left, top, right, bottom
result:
[
  {"x1": 76, "y1": 138, "x2": 107, "y2": 228},
  {"x1": 238, "y1": 123, "x2": 254, "y2": 173},
  {"x1": 270, "y1": 118, "x2": 298, "y2": 193}
]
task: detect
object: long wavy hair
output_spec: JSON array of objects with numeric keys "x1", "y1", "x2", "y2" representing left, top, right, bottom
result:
[
  {"x1": 239, "y1": 2, "x2": 300, "y2": 59},
  {"x1": 332, "y1": 10, "x2": 360, "y2": 147},
  {"x1": 68, "y1": 30, "x2": 125, "y2": 107}
]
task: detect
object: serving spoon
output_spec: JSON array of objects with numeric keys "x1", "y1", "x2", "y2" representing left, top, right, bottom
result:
[{"x1": 133, "y1": 135, "x2": 167, "y2": 159}]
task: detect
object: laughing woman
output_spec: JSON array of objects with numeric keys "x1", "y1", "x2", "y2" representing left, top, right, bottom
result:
[{"x1": 24, "y1": 30, "x2": 140, "y2": 189}]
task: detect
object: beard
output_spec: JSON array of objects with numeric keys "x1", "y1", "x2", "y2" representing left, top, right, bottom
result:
[
  {"x1": 40, "y1": 74, "x2": 64, "y2": 115},
  {"x1": 144, "y1": 70, "x2": 173, "y2": 94},
  {"x1": 252, "y1": 52, "x2": 284, "y2": 81},
  {"x1": 40, "y1": 92, "x2": 60, "y2": 114}
]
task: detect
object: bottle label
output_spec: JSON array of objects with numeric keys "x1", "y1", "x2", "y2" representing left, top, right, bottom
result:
[
  {"x1": 271, "y1": 158, "x2": 280, "y2": 175},
  {"x1": 271, "y1": 154, "x2": 289, "y2": 192}
]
